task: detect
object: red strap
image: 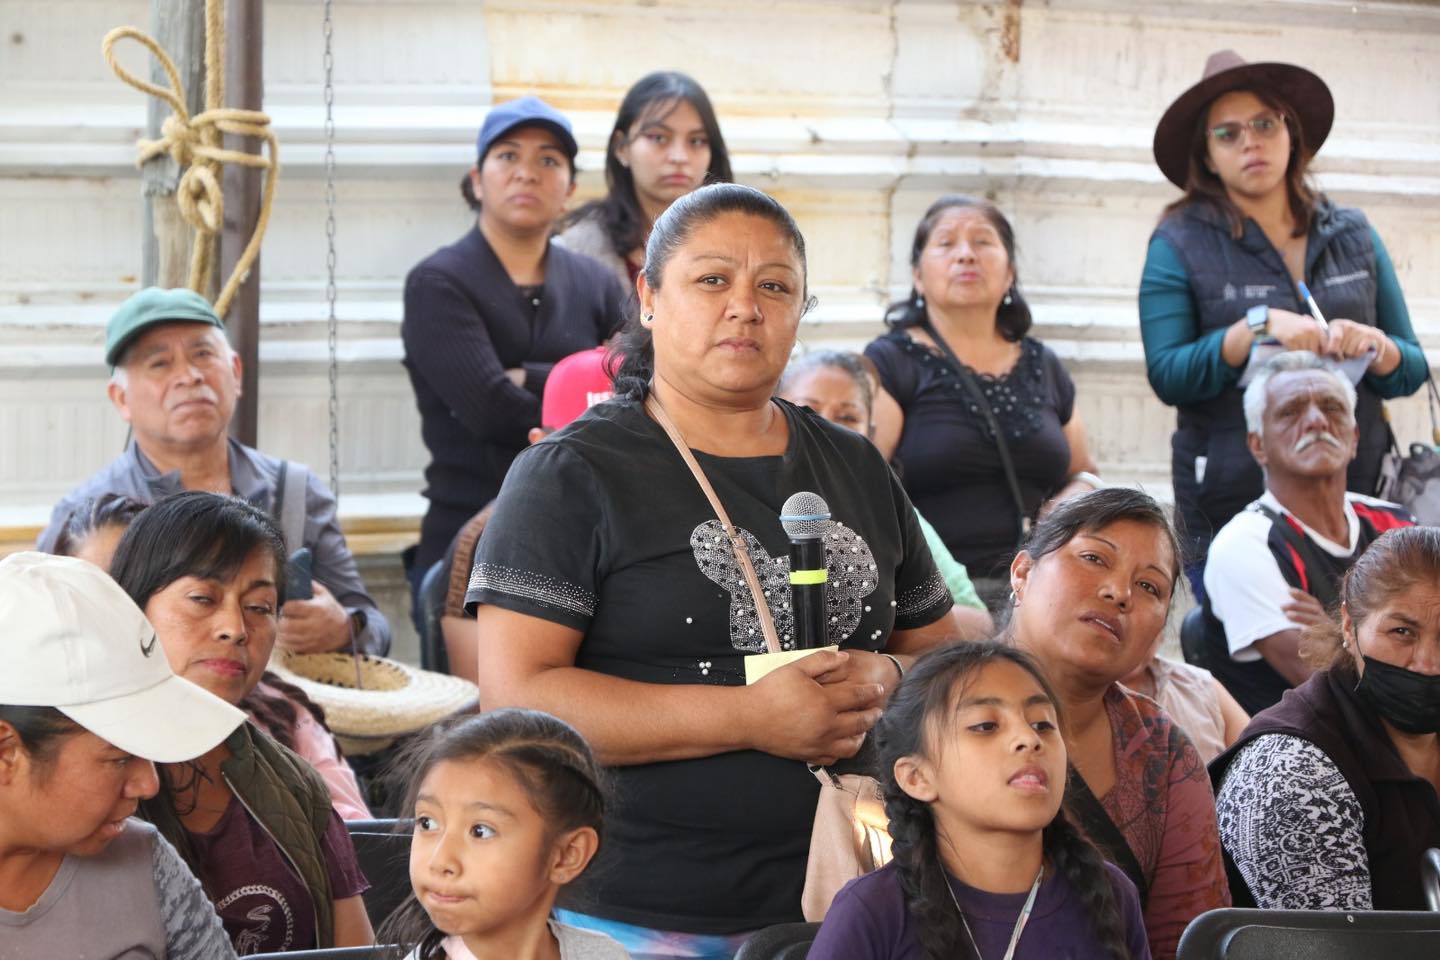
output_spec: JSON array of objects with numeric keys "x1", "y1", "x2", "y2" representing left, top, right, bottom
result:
[
  {"x1": 1352, "y1": 502, "x2": 1413, "y2": 534},
  {"x1": 1284, "y1": 542, "x2": 1310, "y2": 594}
]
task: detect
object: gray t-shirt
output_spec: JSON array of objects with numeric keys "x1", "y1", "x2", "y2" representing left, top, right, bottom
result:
[{"x1": 0, "y1": 818, "x2": 235, "y2": 960}]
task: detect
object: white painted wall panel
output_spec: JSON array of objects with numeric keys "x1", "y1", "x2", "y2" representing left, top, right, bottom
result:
[{"x1": 3, "y1": 0, "x2": 1437, "y2": 522}]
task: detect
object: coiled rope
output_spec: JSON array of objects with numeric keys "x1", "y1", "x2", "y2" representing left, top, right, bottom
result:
[{"x1": 101, "y1": 0, "x2": 278, "y2": 319}]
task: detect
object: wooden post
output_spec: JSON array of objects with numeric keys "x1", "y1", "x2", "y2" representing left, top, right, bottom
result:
[
  {"x1": 141, "y1": 1, "x2": 206, "y2": 289},
  {"x1": 221, "y1": 0, "x2": 263, "y2": 446}
]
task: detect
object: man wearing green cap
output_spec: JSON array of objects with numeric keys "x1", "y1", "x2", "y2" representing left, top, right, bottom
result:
[{"x1": 36, "y1": 287, "x2": 392, "y2": 656}]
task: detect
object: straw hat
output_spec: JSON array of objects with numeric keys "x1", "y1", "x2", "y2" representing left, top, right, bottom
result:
[
  {"x1": 1153, "y1": 49, "x2": 1334, "y2": 189},
  {"x1": 270, "y1": 650, "x2": 479, "y2": 755}
]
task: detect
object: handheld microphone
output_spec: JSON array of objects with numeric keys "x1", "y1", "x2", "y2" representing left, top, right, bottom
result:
[{"x1": 780, "y1": 491, "x2": 831, "y2": 650}]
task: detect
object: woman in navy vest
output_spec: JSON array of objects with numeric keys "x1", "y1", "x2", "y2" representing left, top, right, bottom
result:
[
  {"x1": 402, "y1": 97, "x2": 629, "y2": 600},
  {"x1": 1212, "y1": 525, "x2": 1440, "y2": 910},
  {"x1": 1139, "y1": 51, "x2": 1426, "y2": 593}
]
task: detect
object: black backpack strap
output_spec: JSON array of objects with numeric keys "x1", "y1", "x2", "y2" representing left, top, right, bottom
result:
[
  {"x1": 1065, "y1": 765, "x2": 1150, "y2": 908},
  {"x1": 1251, "y1": 502, "x2": 1340, "y2": 606},
  {"x1": 269, "y1": 459, "x2": 310, "y2": 554},
  {"x1": 919, "y1": 320, "x2": 1031, "y2": 545}
]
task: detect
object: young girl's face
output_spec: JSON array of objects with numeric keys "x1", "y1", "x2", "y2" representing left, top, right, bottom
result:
[
  {"x1": 900, "y1": 659, "x2": 1067, "y2": 836},
  {"x1": 410, "y1": 758, "x2": 582, "y2": 948},
  {"x1": 616, "y1": 98, "x2": 712, "y2": 218}
]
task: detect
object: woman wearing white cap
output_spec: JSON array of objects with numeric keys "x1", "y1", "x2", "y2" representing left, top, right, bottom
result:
[{"x1": 0, "y1": 551, "x2": 244, "y2": 959}]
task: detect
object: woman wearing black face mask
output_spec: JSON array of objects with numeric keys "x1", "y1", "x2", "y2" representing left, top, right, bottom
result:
[{"x1": 1211, "y1": 525, "x2": 1440, "y2": 911}]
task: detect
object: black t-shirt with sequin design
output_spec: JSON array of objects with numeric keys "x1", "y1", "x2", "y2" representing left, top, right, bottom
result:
[
  {"x1": 865, "y1": 331, "x2": 1076, "y2": 579},
  {"x1": 465, "y1": 396, "x2": 951, "y2": 935}
]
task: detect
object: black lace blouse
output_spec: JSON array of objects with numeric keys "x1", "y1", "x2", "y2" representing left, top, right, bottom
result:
[{"x1": 864, "y1": 331, "x2": 1076, "y2": 577}]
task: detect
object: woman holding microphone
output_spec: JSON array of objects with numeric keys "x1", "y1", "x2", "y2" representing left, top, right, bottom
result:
[{"x1": 469, "y1": 183, "x2": 955, "y2": 958}]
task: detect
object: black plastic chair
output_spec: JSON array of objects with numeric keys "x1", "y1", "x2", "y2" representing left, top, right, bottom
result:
[
  {"x1": 417, "y1": 558, "x2": 450, "y2": 674},
  {"x1": 734, "y1": 922, "x2": 821, "y2": 960},
  {"x1": 1179, "y1": 604, "x2": 1209, "y2": 669},
  {"x1": 346, "y1": 819, "x2": 414, "y2": 929},
  {"x1": 1176, "y1": 907, "x2": 1440, "y2": 959},
  {"x1": 1424, "y1": 847, "x2": 1440, "y2": 911}
]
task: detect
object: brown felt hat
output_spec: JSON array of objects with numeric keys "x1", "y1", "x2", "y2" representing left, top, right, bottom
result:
[{"x1": 1153, "y1": 49, "x2": 1333, "y2": 189}]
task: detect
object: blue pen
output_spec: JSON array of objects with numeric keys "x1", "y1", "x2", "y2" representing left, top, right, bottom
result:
[{"x1": 1296, "y1": 281, "x2": 1329, "y2": 333}]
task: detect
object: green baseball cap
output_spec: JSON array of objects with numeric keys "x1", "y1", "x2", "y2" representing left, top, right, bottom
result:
[{"x1": 105, "y1": 287, "x2": 225, "y2": 367}]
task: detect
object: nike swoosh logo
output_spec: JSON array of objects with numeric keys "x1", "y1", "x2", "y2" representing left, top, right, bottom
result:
[{"x1": 140, "y1": 633, "x2": 158, "y2": 657}]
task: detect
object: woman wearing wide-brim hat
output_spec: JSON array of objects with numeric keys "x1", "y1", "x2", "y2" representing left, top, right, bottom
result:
[{"x1": 1138, "y1": 49, "x2": 1428, "y2": 594}]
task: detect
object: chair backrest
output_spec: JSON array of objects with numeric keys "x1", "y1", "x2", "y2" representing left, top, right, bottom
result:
[
  {"x1": 417, "y1": 558, "x2": 450, "y2": 674},
  {"x1": 734, "y1": 922, "x2": 821, "y2": 960},
  {"x1": 1424, "y1": 848, "x2": 1440, "y2": 912},
  {"x1": 1180, "y1": 604, "x2": 1209, "y2": 669},
  {"x1": 1177, "y1": 908, "x2": 1440, "y2": 960},
  {"x1": 346, "y1": 819, "x2": 415, "y2": 930}
]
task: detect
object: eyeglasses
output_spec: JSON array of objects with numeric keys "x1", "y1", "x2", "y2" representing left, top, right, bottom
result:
[{"x1": 1208, "y1": 112, "x2": 1286, "y2": 148}]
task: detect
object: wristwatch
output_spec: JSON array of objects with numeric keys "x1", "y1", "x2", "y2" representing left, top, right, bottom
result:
[{"x1": 1246, "y1": 303, "x2": 1270, "y2": 339}]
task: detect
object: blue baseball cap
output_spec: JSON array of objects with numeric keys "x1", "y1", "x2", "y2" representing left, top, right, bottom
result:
[{"x1": 476, "y1": 96, "x2": 578, "y2": 166}]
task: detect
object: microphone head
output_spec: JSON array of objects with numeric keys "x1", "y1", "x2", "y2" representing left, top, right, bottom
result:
[{"x1": 780, "y1": 491, "x2": 831, "y2": 540}]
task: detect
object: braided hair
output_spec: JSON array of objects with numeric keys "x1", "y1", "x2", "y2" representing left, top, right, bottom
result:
[
  {"x1": 876, "y1": 640, "x2": 1132, "y2": 960},
  {"x1": 376, "y1": 709, "x2": 608, "y2": 959}
]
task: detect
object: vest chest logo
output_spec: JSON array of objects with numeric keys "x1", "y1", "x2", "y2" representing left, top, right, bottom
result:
[
  {"x1": 1243, "y1": 284, "x2": 1278, "y2": 300},
  {"x1": 1323, "y1": 270, "x2": 1370, "y2": 288},
  {"x1": 1223, "y1": 283, "x2": 1237, "y2": 301}
]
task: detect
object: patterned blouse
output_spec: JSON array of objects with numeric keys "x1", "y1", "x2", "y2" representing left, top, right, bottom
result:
[
  {"x1": 1214, "y1": 733, "x2": 1372, "y2": 909},
  {"x1": 1099, "y1": 684, "x2": 1232, "y2": 960}
]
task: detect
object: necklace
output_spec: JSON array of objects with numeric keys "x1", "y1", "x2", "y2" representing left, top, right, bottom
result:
[{"x1": 947, "y1": 866, "x2": 1044, "y2": 960}]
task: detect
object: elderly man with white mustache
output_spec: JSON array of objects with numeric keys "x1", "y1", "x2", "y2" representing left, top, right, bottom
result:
[{"x1": 1197, "y1": 351, "x2": 1414, "y2": 714}]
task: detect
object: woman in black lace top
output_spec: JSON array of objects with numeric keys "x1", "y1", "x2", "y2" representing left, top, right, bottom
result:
[{"x1": 866, "y1": 196, "x2": 1100, "y2": 608}]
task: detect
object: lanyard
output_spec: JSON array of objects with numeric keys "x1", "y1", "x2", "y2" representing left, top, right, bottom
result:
[{"x1": 949, "y1": 866, "x2": 1044, "y2": 960}]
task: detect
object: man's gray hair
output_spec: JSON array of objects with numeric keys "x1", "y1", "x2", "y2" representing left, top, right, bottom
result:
[{"x1": 1242, "y1": 350, "x2": 1357, "y2": 436}]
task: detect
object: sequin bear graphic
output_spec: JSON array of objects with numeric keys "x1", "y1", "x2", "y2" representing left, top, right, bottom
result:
[{"x1": 690, "y1": 519, "x2": 878, "y2": 652}]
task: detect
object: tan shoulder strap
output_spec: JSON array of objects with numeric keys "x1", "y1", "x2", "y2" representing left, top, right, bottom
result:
[{"x1": 646, "y1": 393, "x2": 783, "y2": 655}]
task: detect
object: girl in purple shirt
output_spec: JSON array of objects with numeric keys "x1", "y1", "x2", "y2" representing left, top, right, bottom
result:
[{"x1": 810, "y1": 641, "x2": 1150, "y2": 960}]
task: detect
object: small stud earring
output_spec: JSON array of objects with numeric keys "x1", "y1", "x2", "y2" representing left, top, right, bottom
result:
[
  {"x1": 644, "y1": 314, "x2": 654, "y2": 325},
  {"x1": 1003, "y1": 289, "x2": 1014, "y2": 306},
  {"x1": 913, "y1": 293, "x2": 925, "y2": 310},
  {"x1": 1009, "y1": 589, "x2": 1019, "y2": 607}
]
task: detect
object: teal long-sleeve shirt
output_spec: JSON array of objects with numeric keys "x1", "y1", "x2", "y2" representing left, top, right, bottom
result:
[{"x1": 1138, "y1": 225, "x2": 1427, "y2": 407}]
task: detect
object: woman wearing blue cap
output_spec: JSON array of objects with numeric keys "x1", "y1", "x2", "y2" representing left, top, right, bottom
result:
[{"x1": 402, "y1": 96, "x2": 630, "y2": 598}]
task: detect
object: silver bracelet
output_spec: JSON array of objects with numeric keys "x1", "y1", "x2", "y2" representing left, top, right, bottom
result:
[{"x1": 881, "y1": 652, "x2": 905, "y2": 684}]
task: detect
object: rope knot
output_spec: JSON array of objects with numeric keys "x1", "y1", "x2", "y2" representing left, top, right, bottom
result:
[{"x1": 102, "y1": 10, "x2": 278, "y2": 319}]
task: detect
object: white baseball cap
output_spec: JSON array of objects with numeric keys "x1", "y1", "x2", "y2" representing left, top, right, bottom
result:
[{"x1": 0, "y1": 551, "x2": 244, "y2": 763}]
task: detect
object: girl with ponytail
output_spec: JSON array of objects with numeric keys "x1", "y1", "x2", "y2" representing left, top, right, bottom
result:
[
  {"x1": 809, "y1": 641, "x2": 1149, "y2": 960},
  {"x1": 377, "y1": 709, "x2": 625, "y2": 960}
]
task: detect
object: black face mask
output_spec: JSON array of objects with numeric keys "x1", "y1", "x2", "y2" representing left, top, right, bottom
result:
[{"x1": 1355, "y1": 655, "x2": 1440, "y2": 735}]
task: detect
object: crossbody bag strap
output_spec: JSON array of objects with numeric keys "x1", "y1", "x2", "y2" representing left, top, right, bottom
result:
[
  {"x1": 1065, "y1": 764, "x2": 1151, "y2": 908},
  {"x1": 645, "y1": 393, "x2": 783, "y2": 655},
  {"x1": 1426, "y1": 372, "x2": 1440, "y2": 446},
  {"x1": 919, "y1": 321, "x2": 1031, "y2": 543}
]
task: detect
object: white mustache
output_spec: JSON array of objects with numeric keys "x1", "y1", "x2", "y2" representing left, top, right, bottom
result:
[{"x1": 1295, "y1": 432, "x2": 1343, "y2": 453}]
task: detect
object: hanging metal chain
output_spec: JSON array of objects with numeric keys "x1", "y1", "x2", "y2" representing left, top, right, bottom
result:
[{"x1": 322, "y1": 0, "x2": 340, "y2": 499}]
